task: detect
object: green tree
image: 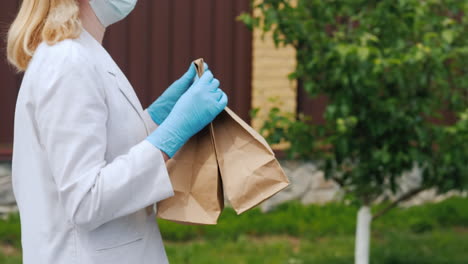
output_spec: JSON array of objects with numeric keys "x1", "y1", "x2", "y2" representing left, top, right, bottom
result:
[{"x1": 240, "y1": 1, "x2": 468, "y2": 263}]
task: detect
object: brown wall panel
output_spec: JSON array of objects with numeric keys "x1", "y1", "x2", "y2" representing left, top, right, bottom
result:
[{"x1": 104, "y1": 0, "x2": 253, "y2": 116}]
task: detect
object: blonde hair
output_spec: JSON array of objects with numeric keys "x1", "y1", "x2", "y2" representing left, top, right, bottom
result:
[{"x1": 7, "y1": 0, "x2": 82, "y2": 72}]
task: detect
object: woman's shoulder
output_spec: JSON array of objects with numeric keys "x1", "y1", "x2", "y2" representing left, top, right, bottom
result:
[
  {"x1": 23, "y1": 31, "x2": 106, "y2": 99},
  {"x1": 32, "y1": 35, "x2": 94, "y2": 72}
]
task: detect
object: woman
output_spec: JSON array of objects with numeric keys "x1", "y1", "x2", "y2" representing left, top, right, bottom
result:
[{"x1": 7, "y1": 0, "x2": 227, "y2": 263}]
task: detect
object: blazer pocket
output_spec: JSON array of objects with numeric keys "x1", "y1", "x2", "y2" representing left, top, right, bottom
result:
[
  {"x1": 89, "y1": 213, "x2": 145, "y2": 252},
  {"x1": 95, "y1": 236, "x2": 143, "y2": 251}
]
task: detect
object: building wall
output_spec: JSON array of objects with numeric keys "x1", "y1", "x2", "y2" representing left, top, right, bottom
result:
[
  {"x1": 0, "y1": 0, "x2": 253, "y2": 159},
  {"x1": 104, "y1": 0, "x2": 253, "y2": 120},
  {"x1": 250, "y1": 6, "x2": 297, "y2": 131}
]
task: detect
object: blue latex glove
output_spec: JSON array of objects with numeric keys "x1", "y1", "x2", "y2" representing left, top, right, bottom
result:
[
  {"x1": 147, "y1": 70, "x2": 228, "y2": 158},
  {"x1": 147, "y1": 62, "x2": 209, "y2": 125}
]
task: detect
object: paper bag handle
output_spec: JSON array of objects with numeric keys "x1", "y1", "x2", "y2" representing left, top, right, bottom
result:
[{"x1": 193, "y1": 58, "x2": 205, "y2": 78}]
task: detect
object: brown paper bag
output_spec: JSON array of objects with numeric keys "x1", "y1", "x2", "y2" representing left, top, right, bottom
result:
[
  {"x1": 212, "y1": 108, "x2": 290, "y2": 214},
  {"x1": 157, "y1": 58, "x2": 289, "y2": 224},
  {"x1": 156, "y1": 125, "x2": 223, "y2": 225}
]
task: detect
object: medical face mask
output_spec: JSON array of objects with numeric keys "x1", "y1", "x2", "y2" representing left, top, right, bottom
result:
[{"x1": 89, "y1": 0, "x2": 138, "y2": 27}]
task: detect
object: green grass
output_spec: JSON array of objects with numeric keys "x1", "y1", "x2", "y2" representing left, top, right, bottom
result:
[
  {"x1": 157, "y1": 196, "x2": 468, "y2": 241},
  {"x1": 163, "y1": 229, "x2": 468, "y2": 264},
  {"x1": 0, "y1": 214, "x2": 21, "y2": 249},
  {"x1": 0, "y1": 255, "x2": 22, "y2": 264},
  {"x1": 1, "y1": 197, "x2": 468, "y2": 263}
]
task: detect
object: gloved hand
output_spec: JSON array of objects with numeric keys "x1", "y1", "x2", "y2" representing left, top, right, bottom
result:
[
  {"x1": 147, "y1": 62, "x2": 209, "y2": 125},
  {"x1": 146, "y1": 70, "x2": 228, "y2": 158}
]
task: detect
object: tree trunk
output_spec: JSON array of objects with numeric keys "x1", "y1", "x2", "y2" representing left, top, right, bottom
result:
[{"x1": 355, "y1": 206, "x2": 372, "y2": 264}]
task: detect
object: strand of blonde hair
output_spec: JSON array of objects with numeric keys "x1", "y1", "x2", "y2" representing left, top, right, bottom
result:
[{"x1": 7, "y1": 0, "x2": 82, "y2": 72}]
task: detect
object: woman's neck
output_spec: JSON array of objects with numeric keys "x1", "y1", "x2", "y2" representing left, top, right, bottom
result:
[{"x1": 78, "y1": 0, "x2": 106, "y2": 44}]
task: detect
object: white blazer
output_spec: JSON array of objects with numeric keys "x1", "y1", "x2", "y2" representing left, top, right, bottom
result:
[{"x1": 12, "y1": 29, "x2": 174, "y2": 264}]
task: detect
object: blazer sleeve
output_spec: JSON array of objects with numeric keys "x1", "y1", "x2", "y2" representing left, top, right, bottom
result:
[{"x1": 35, "y1": 58, "x2": 174, "y2": 231}]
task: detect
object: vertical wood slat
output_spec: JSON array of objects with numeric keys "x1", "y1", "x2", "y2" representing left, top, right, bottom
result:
[
  {"x1": 105, "y1": 0, "x2": 252, "y2": 118},
  {"x1": 104, "y1": 19, "x2": 129, "y2": 76},
  {"x1": 150, "y1": 0, "x2": 171, "y2": 104},
  {"x1": 213, "y1": 1, "x2": 235, "y2": 100},
  {"x1": 193, "y1": 0, "x2": 215, "y2": 66},
  {"x1": 171, "y1": 0, "x2": 194, "y2": 89},
  {"x1": 127, "y1": 0, "x2": 151, "y2": 106},
  {"x1": 234, "y1": 0, "x2": 253, "y2": 121},
  {"x1": 0, "y1": 1, "x2": 21, "y2": 151}
]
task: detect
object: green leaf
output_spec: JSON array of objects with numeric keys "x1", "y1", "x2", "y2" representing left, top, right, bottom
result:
[
  {"x1": 442, "y1": 30, "x2": 455, "y2": 44},
  {"x1": 357, "y1": 47, "x2": 370, "y2": 61}
]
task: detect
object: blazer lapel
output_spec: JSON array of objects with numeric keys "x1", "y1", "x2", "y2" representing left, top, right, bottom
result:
[
  {"x1": 80, "y1": 29, "x2": 152, "y2": 135},
  {"x1": 107, "y1": 70, "x2": 148, "y2": 130}
]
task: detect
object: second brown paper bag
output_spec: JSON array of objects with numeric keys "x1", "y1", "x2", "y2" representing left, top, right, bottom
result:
[{"x1": 212, "y1": 108, "x2": 289, "y2": 214}]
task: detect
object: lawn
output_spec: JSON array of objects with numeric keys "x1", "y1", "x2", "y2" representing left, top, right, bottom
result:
[
  {"x1": 1, "y1": 197, "x2": 467, "y2": 263},
  {"x1": 164, "y1": 230, "x2": 468, "y2": 264}
]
